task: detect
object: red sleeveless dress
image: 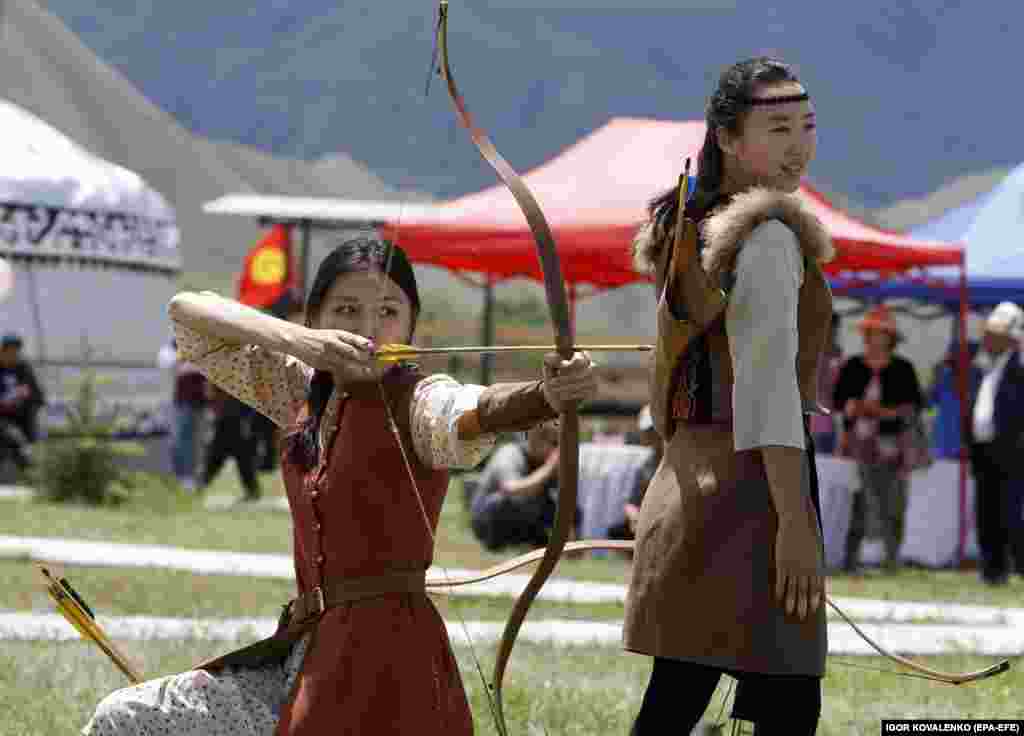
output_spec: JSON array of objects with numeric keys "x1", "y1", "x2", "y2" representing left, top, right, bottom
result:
[{"x1": 274, "y1": 367, "x2": 473, "y2": 736}]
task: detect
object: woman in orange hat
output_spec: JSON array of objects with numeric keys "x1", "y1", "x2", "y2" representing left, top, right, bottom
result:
[{"x1": 833, "y1": 304, "x2": 923, "y2": 572}]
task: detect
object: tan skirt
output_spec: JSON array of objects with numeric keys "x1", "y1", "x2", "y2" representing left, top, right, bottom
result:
[{"x1": 623, "y1": 423, "x2": 827, "y2": 677}]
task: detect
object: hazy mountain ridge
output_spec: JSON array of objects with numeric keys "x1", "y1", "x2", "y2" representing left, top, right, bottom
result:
[
  {"x1": 873, "y1": 168, "x2": 1012, "y2": 233},
  {"x1": 39, "y1": 1, "x2": 1024, "y2": 210}
]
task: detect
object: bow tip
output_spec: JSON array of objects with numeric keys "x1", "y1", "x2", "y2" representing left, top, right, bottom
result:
[{"x1": 966, "y1": 659, "x2": 1012, "y2": 684}]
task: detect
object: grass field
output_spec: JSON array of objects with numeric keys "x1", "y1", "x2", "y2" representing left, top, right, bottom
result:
[
  {"x1": 2, "y1": 472, "x2": 1023, "y2": 734},
  {"x1": 2, "y1": 641, "x2": 1020, "y2": 735}
]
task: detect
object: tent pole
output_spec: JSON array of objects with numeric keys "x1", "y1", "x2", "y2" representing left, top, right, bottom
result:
[
  {"x1": 300, "y1": 220, "x2": 312, "y2": 301},
  {"x1": 480, "y1": 275, "x2": 495, "y2": 386},
  {"x1": 23, "y1": 261, "x2": 47, "y2": 365},
  {"x1": 568, "y1": 281, "x2": 577, "y2": 332},
  {"x1": 956, "y1": 260, "x2": 969, "y2": 567}
]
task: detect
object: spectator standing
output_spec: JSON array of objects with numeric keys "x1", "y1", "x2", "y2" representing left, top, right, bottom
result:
[
  {"x1": 249, "y1": 407, "x2": 278, "y2": 472},
  {"x1": 470, "y1": 422, "x2": 560, "y2": 551},
  {"x1": 834, "y1": 304, "x2": 924, "y2": 572},
  {"x1": 158, "y1": 337, "x2": 207, "y2": 491},
  {"x1": 200, "y1": 382, "x2": 261, "y2": 502},
  {"x1": 810, "y1": 313, "x2": 843, "y2": 454},
  {"x1": 967, "y1": 302, "x2": 1024, "y2": 586},
  {"x1": 0, "y1": 333, "x2": 45, "y2": 471},
  {"x1": 929, "y1": 339, "x2": 982, "y2": 460}
]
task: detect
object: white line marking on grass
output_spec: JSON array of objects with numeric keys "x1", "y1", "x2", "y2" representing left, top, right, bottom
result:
[
  {"x1": 0, "y1": 486, "x2": 290, "y2": 512},
  {"x1": 0, "y1": 485, "x2": 33, "y2": 500},
  {"x1": 0, "y1": 535, "x2": 296, "y2": 578},
  {"x1": 3, "y1": 613, "x2": 1023, "y2": 656},
  {"x1": 3, "y1": 535, "x2": 1023, "y2": 627}
]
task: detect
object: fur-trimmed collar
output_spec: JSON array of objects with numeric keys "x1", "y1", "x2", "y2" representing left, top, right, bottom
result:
[
  {"x1": 701, "y1": 188, "x2": 834, "y2": 279},
  {"x1": 631, "y1": 188, "x2": 834, "y2": 279}
]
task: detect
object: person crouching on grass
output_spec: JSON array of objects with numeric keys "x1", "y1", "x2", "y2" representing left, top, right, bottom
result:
[{"x1": 82, "y1": 236, "x2": 597, "y2": 736}]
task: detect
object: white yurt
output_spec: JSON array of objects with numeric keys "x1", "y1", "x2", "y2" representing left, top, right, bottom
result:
[{"x1": 0, "y1": 98, "x2": 181, "y2": 430}]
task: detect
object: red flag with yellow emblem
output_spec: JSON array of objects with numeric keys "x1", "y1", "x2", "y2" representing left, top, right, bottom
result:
[{"x1": 236, "y1": 224, "x2": 296, "y2": 310}]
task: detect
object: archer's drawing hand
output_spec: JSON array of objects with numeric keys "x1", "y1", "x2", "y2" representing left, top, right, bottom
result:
[
  {"x1": 542, "y1": 351, "x2": 598, "y2": 411},
  {"x1": 774, "y1": 513, "x2": 824, "y2": 621},
  {"x1": 292, "y1": 327, "x2": 375, "y2": 383}
]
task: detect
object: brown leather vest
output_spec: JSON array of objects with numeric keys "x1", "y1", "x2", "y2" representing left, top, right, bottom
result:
[{"x1": 650, "y1": 210, "x2": 833, "y2": 440}]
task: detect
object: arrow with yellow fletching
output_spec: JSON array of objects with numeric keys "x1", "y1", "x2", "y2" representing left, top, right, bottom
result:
[{"x1": 41, "y1": 567, "x2": 145, "y2": 684}]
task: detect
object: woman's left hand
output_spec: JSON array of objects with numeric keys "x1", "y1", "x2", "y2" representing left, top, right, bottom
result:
[
  {"x1": 861, "y1": 398, "x2": 883, "y2": 417},
  {"x1": 542, "y1": 351, "x2": 598, "y2": 411}
]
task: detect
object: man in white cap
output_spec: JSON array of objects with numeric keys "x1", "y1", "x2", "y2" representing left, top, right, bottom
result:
[{"x1": 969, "y1": 301, "x2": 1024, "y2": 586}]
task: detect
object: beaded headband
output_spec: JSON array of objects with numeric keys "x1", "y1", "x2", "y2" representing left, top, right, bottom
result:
[{"x1": 745, "y1": 92, "x2": 809, "y2": 106}]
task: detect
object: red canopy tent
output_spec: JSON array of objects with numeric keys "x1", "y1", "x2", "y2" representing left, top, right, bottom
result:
[{"x1": 384, "y1": 117, "x2": 963, "y2": 288}]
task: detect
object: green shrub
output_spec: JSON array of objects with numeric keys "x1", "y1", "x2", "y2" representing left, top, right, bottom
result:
[{"x1": 31, "y1": 367, "x2": 146, "y2": 506}]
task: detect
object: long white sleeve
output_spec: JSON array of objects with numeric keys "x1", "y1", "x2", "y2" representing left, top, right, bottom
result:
[
  {"x1": 410, "y1": 375, "x2": 497, "y2": 470},
  {"x1": 727, "y1": 220, "x2": 805, "y2": 452}
]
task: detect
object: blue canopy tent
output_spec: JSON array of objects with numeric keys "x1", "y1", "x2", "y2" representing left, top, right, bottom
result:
[
  {"x1": 962, "y1": 162, "x2": 1024, "y2": 290},
  {"x1": 831, "y1": 163, "x2": 1024, "y2": 308},
  {"x1": 829, "y1": 275, "x2": 1018, "y2": 310}
]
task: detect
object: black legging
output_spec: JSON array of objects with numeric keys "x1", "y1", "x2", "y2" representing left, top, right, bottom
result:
[
  {"x1": 201, "y1": 414, "x2": 261, "y2": 499},
  {"x1": 0, "y1": 418, "x2": 30, "y2": 469},
  {"x1": 633, "y1": 657, "x2": 821, "y2": 735},
  {"x1": 971, "y1": 442, "x2": 1024, "y2": 582}
]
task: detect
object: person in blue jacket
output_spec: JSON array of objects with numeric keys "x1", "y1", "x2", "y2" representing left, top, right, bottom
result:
[{"x1": 928, "y1": 338, "x2": 981, "y2": 460}]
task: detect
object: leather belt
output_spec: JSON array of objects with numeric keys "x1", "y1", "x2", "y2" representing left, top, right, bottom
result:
[{"x1": 284, "y1": 570, "x2": 427, "y2": 633}]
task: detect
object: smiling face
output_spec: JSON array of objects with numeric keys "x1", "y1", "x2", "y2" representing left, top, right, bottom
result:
[
  {"x1": 312, "y1": 270, "x2": 414, "y2": 348},
  {"x1": 718, "y1": 81, "x2": 817, "y2": 193},
  {"x1": 0, "y1": 344, "x2": 18, "y2": 368},
  {"x1": 983, "y1": 330, "x2": 1017, "y2": 357},
  {"x1": 862, "y1": 327, "x2": 896, "y2": 358}
]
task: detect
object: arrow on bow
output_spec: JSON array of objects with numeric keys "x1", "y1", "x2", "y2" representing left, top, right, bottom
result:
[
  {"x1": 373, "y1": 342, "x2": 652, "y2": 363},
  {"x1": 433, "y1": 2, "x2": 579, "y2": 731}
]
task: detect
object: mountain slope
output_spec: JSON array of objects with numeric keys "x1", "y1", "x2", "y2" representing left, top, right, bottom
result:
[{"x1": 1, "y1": 0, "x2": 396, "y2": 275}]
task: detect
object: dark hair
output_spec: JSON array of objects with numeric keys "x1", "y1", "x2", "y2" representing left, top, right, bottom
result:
[
  {"x1": 647, "y1": 57, "x2": 802, "y2": 237},
  {"x1": 286, "y1": 236, "x2": 420, "y2": 470}
]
